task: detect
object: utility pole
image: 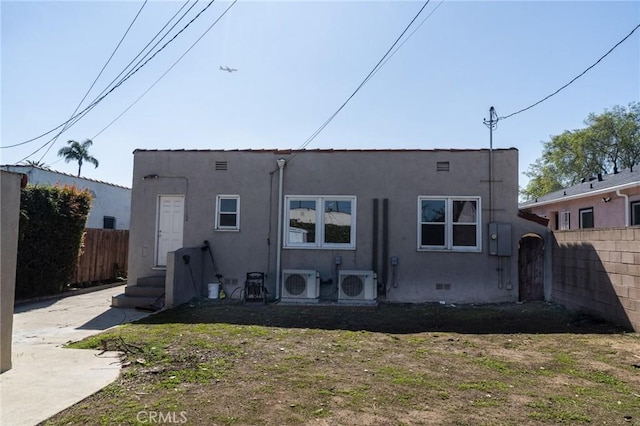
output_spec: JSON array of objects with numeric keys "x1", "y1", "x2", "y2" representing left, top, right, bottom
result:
[{"x1": 483, "y1": 106, "x2": 498, "y2": 223}]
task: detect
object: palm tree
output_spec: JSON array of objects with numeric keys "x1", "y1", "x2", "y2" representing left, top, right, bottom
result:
[
  {"x1": 57, "y1": 139, "x2": 99, "y2": 177},
  {"x1": 23, "y1": 160, "x2": 49, "y2": 169}
]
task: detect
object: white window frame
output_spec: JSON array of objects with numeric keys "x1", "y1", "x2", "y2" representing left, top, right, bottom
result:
[
  {"x1": 417, "y1": 196, "x2": 482, "y2": 252},
  {"x1": 215, "y1": 195, "x2": 240, "y2": 231},
  {"x1": 284, "y1": 195, "x2": 356, "y2": 250},
  {"x1": 579, "y1": 207, "x2": 594, "y2": 229},
  {"x1": 560, "y1": 211, "x2": 570, "y2": 230}
]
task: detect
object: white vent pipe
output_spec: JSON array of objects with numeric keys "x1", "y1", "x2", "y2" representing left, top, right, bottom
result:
[{"x1": 275, "y1": 158, "x2": 286, "y2": 300}]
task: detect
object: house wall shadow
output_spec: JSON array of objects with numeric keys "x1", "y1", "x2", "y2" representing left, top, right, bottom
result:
[{"x1": 77, "y1": 307, "x2": 149, "y2": 330}]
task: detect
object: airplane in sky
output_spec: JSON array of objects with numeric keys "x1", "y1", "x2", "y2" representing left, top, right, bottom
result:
[{"x1": 219, "y1": 66, "x2": 238, "y2": 73}]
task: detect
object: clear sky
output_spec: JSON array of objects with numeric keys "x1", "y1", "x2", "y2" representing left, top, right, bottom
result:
[{"x1": 2, "y1": 1, "x2": 639, "y2": 190}]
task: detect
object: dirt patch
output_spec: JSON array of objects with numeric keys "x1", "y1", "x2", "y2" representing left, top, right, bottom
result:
[{"x1": 46, "y1": 301, "x2": 640, "y2": 425}]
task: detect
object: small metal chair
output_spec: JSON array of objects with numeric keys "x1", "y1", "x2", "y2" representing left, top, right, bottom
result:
[{"x1": 244, "y1": 272, "x2": 266, "y2": 303}]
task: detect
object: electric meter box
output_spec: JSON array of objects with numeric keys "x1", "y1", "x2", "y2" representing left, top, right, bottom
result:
[{"x1": 488, "y1": 222, "x2": 512, "y2": 256}]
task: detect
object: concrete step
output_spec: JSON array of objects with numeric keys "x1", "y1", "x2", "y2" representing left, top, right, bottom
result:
[
  {"x1": 137, "y1": 275, "x2": 165, "y2": 288},
  {"x1": 111, "y1": 293, "x2": 163, "y2": 309},
  {"x1": 125, "y1": 285, "x2": 165, "y2": 298}
]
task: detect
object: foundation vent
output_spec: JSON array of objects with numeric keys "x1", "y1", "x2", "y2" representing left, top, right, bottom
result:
[
  {"x1": 215, "y1": 161, "x2": 228, "y2": 171},
  {"x1": 435, "y1": 283, "x2": 451, "y2": 290}
]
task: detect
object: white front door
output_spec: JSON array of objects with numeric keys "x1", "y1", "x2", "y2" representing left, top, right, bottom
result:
[{"x1": 156, "y1": 195, "x2": 184, "y2": 267}]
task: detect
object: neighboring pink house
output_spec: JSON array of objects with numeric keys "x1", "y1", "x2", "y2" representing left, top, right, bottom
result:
[{"x1": 519, "y1": 168, "x2": 640, "y2": 230}]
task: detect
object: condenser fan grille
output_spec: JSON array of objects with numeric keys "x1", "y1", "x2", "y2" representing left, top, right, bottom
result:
[
  {"x1": 285, "y1": 274, "x2": 307, "y2": 296},
  {"x1": 341, "y1": 275, "x2": 364, "y2": 297}
]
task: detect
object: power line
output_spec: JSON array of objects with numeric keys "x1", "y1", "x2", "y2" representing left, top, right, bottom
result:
[
  {"x1": 15, "y1": 0, "x2": 218, "y2": 164},
  {"x1": 92, "y1": 0, "x2": 238, "y2": 140},
  {"x1": 1, "y1": 123, "x2": 67, "y2": 149},
  {"x1": 2, "y1": 0, "x2": 182, "y2": 151},
  {"x1": 81, "y1": 0, "x2": 199, "y2": 117},
  {"x1": 374, "y1": 0, "x2": 445, "y2": 78},
  {"x1": 6, "y1": 0, "x2": 200, "y2": 155},
  {"x1": 287, "y1": 1, "x2": 434, "y2": 162},
  {"x1": 31, "y1": 1, "x2": 207, "y2": 163},
  {"x1": 499, "y1": 23, "x2": 640, "y2": 121},
  {"x1": 38, "y1": 0, "x2": 149, "y2": 162}
]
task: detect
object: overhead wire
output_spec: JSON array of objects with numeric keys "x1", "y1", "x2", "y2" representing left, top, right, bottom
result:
[
  {"x1": 29, "y1": 1, "x2": 209, "y2": 163},
  {"x1": 11, "y1": 0, "x2": 212, "y2": 163},
  {"x1": 81, "y1": 0, "x2": 200, "y2": 114},
  {"x1": 2, "y1": 0, "x2": 193, "y2": 151},
  {"x1": 92, "y1": 0, "x2": 238, "y2": 140},
  {"x1": 286, "y1": 0, "x2": 434, "y2": 162},
  {"x1": 499, "y1": 23, "x2": 640, "y2": 121},
  {"x1": 374, "y1": 0, "x2": 445, "y2": 77},
  {"x1": 37, "y1": 0, "x2": 149, "y2": 162}
]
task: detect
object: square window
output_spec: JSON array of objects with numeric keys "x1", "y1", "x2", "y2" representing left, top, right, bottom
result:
[
  {"x1": 453, "y1": 224, "x2": 477, "y2": 246},
  {"x1": 421, "y1": 224, "x2": 445, "y2": 246},
  {"x1": 418, "y1": 197, "x2": 481, "y2": 251},
  {"x1": 103, "y1": 216, "x2": 116, "y2": 229}
]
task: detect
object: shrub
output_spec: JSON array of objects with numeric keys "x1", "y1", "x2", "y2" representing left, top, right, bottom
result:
[{"x1": 16, "y1": 184, "x2": 92, "y2": 298}]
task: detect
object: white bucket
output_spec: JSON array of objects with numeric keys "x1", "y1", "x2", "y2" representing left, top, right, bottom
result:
[{"x1": 208, "y1": 283, "x2": 220, "y2": 299}]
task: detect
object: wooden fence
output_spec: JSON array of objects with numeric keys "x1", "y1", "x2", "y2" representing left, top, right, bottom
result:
[{"x1": 72, "y1": 229, "x2": 129, "y2": 285}]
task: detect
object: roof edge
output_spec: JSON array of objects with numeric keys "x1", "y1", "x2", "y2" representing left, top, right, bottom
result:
[
  {"x1": 132, "y1": 147, "x2": 519, "y2": 154},
  {"x1": 519, "y1": 181, "x2": 640, "y2": 209},
  {"x1": 0, "y1": 164, "x2": 131, "y2": 190},
  {"x1": 518, "y1": 210, "x2": 549, "y2": 227}
]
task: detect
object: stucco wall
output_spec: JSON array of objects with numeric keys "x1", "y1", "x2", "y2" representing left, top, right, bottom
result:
[
  {"x1": 524, "y1": 189, "x2": 640, "y2": 230},
  {"x1": 0, "y1": 166, "x2": 131, "y2": 229},
  {"x1": 1, "y1": 171, "x2": 22, "y2": 373},
  {"x1": 129, "y1": 149, "x2": 549, "y2": 304},
  {"x1": 552, "y1": 227, "x2": 640, "y2": 331}
]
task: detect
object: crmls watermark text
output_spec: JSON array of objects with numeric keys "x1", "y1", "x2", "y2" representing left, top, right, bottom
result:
[{"x1": 136, "y1": 411, "x2": 187, "y2": 424}]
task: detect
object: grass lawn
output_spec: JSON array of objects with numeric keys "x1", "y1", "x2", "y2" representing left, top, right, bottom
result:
[{"x1": 45, "y1": 301, "x2": 640, "y2": 425}]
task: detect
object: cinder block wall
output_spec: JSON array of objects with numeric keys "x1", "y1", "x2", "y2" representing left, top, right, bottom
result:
[{"x1": 552, "y1": 227, "x2": 640, "y2": 331}]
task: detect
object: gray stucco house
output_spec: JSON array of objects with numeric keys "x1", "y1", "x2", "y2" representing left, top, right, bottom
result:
[
  {"x1": 0, "y1": 165, "x2": 131, "y2": 230},
  {"x1": 117, "y1": 148, "x2": 550, "y2": 308}
]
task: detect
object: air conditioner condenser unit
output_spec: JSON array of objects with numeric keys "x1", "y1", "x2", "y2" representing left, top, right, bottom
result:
[
  {"x1": 338, "y1": 270, "x2": 377, "y2": 303},
  {"x1": 281, "y1": 269, "x2": 320, "y2": 302}
]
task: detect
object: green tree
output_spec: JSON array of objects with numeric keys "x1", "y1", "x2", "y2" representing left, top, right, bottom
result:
[
  {"x1": 57, "y1": 139, "x2": 99, "y2": 177},
  {"x1": 522, "y1": 102, "x2": 640, "y2": 200},
  {"x1": 520, "y1": 158, "x2": 563, "y2": 201}
]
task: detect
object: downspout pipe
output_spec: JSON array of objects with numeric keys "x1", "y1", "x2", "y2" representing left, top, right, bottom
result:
[
  {"x1": 275, "y1": 158, "x2": 286, "y2": 301},
  {"x1": 616, "y1": 189, "x2": 630, "y2": 226}
]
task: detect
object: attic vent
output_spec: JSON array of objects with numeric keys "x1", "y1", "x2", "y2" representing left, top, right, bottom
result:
[
  {"x1": 436, "y1": 161, "x2": 450, "y2": 172},
  {"x1": 215, "y1": 161, "x2": 228, "y2": 171}
]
